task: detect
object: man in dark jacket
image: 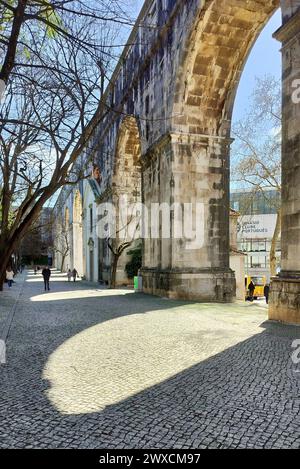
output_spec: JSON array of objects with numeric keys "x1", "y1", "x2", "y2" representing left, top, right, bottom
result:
[
  {"x1": 42, "y1": 267, "x2": 51, "y2": 291},
  {"x1": 264, "y1": 284, "x2": 270, "y2": 305},
  {"x1": 248, "y1": 281, "x2": 255, "y2": 301},
  {"x1": 72, "y1": 268, "x2": 78, "y2": 282}
]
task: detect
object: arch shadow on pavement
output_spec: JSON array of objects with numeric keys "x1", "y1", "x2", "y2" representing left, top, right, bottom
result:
[{"x1": 0, "y1": 271, "x2": 300, "y2": 449}]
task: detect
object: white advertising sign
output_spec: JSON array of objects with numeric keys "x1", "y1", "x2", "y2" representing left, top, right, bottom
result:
[{"x1": 237, "y1": 214, "x2": 277, "y2": 240}]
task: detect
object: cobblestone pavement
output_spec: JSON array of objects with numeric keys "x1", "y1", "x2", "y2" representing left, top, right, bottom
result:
[
  {"x1": 0, "y1": 272, "x2": 25, "y2": 335},
  {"x1": 0, "y1": 270, "x2": 300, "y2": 449}
]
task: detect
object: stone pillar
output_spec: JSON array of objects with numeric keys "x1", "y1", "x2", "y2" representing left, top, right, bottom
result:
[
  {"x1": 141, "y1": 132, "x2": 236, "y2": 302},
  {"x1": 270, "y1": 5, "x2": 300, "y2": 323}
]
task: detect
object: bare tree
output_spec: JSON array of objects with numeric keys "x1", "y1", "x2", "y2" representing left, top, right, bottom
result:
[
  {"x1": 0, "y1": 0, "x2": 135, "y2": 98},
  {"x1": 232, "y1": 75, "x2": 281, "y2": 277},
  {"x1": 107, "y1": 239, "x2": 134, "y2": 289},
  {"x1": 53, "y1": 229, "x2": 70, "y2": 272},
  {"x1": 0, "y1": 3, "x2": 135, "y2": 289},
  {"x1": 106, "y1": 193, "x2": 141, "y2": 289}
]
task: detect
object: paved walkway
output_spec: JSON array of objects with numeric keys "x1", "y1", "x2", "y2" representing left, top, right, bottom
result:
[
  {"x1": 0, "y1": 271, "x2": 26, "y2": 335},
  {"x1": 0, "y1": 270, "x2": 300, "y2": 448}
]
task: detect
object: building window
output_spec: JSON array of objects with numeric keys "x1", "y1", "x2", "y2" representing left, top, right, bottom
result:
[
  {"x1": 250, "y1": 256, "x2": 267, "y2": 269},
  {"x1": 251, "y1": 240, "x2": 267, "y2": 252},
  {"x1": 240, "y1": 240, "x2": 251, "y2": 252}
]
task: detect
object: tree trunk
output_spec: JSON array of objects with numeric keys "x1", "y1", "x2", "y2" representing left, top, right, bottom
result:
[
  {"x1": 270, "y1": 209, "x2": 281, "y2": 278},
  {"x1": 0, "y1": 0, "x2": 28, "y2": 85},
  {"x1": 60, "y1": 252, "x2": 67, "y2": 272},
  {"x1": 110, "y1": 254, "x2": 120, "y2": 289},
  {"x1": 0, "y1": 243, "x2": 15, "y2": 291},
  {"x1": 0, "y1": 269, "x2": 6, "y2": 292}
]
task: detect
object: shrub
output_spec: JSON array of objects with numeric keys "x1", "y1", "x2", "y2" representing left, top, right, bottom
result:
[{"x1": 125, "y1": 244, "x2": 142, "y2": 279}]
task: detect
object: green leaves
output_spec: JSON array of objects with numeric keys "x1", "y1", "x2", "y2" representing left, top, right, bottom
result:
[
  {"x1": 0, "y1": 0, "x2": 15, "y2": 32},
  {"x1": 23, "y1": 46, "x2": 31, "y2": 60},
  {"x1": 0, "y1": 0, "x2": 63, "y2": 38},
  {"x1": 40, "y1": 4, "x2": 63, "y2": 39}
]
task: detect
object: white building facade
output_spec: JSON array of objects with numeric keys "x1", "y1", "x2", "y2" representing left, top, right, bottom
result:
[
  {"x1": 231, "y1": 190, "x2": 281, "y2": 283},
  {"x1": 53, "y1": 172, "x2": 138, "y2": 286}
]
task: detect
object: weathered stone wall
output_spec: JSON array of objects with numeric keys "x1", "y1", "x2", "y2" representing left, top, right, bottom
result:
[
  {"x1": 270, "y1": 277, "x2": 300, "y2": 324},
  {"x1": 70, "y1": 0, "x2": 281, "y2": 300},
  {"x1": 53, "y1": 0, "x2": 300, "y2": 313},
  {"x1": 53, "y1": 185, "x2": 83, "y2": 274},
  {"x1": 270, "y1": 4, "x2": 300, "y2": 323}
]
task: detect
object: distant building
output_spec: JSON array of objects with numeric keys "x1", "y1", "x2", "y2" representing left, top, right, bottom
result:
[
  {"x1": 229, "y1": 209, "x2": 246, "y2": 300},
  {"x1": 20, "y1": 207, "x2": 54, "y2": 265},
  {"x1": 230, "y1": 190, "x2": 281, "y2": 282}
]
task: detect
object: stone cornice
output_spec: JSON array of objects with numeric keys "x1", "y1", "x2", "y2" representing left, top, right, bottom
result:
[
  {"x1": 169, "y1": 131, "x2": 234, "y2": 146},
  {"x1": 141, "y1": 131, "x2": 234, "y2": 168},
  {"x1": 273, "y1": 9, "x2": 300, "y2": 44}
]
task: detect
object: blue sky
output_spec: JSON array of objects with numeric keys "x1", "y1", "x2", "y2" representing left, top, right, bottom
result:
[{"x1": 232, "y1": 10, "x2": 282, "y2": 122}]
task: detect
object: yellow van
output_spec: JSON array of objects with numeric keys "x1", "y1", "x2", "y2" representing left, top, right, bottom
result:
[{"x1": 245, "y1": 275, "x2": 266, "y2": 299}]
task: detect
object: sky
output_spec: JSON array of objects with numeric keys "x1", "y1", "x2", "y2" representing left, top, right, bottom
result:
[{"x1": 232, "y1": 10, "x2": 282, "y2": 122}]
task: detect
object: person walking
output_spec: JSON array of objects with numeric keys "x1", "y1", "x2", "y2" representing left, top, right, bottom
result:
[
  {"x1": 42, "y1": 267, "x2": 51, "y2": 291},
  {"x1": 72, "y1": 268, "x2": 78, "y2": 282},
  {"x1": 6, "y1": 267, "x2": 14, "y2": 288},
  {"x1": 67, "y1": 269, "x2": 72, "y2": 282},
  {"x1": 248, "y1": 280, "x2": 255, "y2": 301},
  {"x1": 264, "y1": 284, "x2": 270, "y2": 305}
]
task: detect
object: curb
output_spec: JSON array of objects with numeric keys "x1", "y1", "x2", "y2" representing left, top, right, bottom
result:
[{"x1": 0, "y1": 272, "x2": 26, "y2": 343}]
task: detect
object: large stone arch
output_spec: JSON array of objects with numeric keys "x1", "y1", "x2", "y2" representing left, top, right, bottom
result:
[
  {"x1": 172, "y1": 0, "x2": 279, "y2": 137},
  {"x1": 75, "y1": 0, "x2": 300, "y2": 321},
  {"x1": 112, "y1": 116, "x2": 142, "y2": 196},
  {"x1": 141, "y1": 0, "x2": 300, "y2": 319},
  {"x1": 54, "y1": 212, "x2": 64, "y2": 272},
  {"x1": 104, "y1": 116, "x2": 142, "y2": 286},
  {"x1": 63, "y1": 206, "x2": 71, "y2": 271},
  {"x1": 142, "y1": 1, "x2": 282, "y2": 300}
]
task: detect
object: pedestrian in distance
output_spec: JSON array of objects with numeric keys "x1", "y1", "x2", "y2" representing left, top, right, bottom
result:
[
  {"x1": 67, "y1": 269, "x2": 72, "y2": 282},
  {"x1": 264, "y1": 284, "x2": 270, "y2": 305},
  {"x1": 248, "y1": 280, "x2": 255, "y2": 302},
  {"x1": 6, "y1": 267, "x2": 14, "y2": 288},
  {"x1": 72, "y1": 268, "x2": 78, "y2": 282},
  {"x1": 42, "y1": 267, "x2": 51, "y2": 291}
]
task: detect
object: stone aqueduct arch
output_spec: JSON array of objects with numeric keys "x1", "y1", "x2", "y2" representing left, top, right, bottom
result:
[
  {"x1": 73, "y1": 190, "x2": 84, "y2": 277},
  {"x1": 112, "y1": 116, "x2": 142, "y2": 194},
  {"x1": 109, "y1": 116, "x2": 142, "y2": 285},
  {"x1": 63, "y1": 206, "x2": 71, "y2": 271},
  {"x1": 88, "y1": 0, "x2": 300, "y2": 323}
]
